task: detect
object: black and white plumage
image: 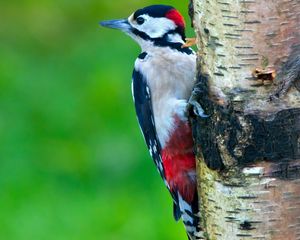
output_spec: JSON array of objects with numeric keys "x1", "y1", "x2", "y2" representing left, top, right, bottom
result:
[
  {"x1": 132, "y1": 65, "x2": 202, "y2": 240},
  {"x1": 131, "y1": 67, "x2": 165, "y2": 180},
  {"x1": 101, "y1": 5, "x2": 204, "y2": 239}
]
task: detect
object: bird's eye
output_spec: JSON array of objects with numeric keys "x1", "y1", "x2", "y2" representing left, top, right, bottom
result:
[{"x1": 136, "y1": 17, "x2": 145, "y2": 25}]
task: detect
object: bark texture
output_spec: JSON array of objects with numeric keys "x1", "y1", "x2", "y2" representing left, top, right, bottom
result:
[{"x1": 190, "y1": 0, "x2": 300, "y2": 239}]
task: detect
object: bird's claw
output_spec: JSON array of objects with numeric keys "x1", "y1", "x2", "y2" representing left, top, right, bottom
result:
[{"x1": 188, "y1": 99, "x2": 209, "y2": 118}]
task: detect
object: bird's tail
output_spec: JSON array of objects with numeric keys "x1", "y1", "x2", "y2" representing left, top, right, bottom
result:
[{"x1": 178, "y1": 193, "x2": 204, "y2": 240}]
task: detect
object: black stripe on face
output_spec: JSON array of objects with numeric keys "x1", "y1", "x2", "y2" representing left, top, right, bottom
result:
[
  {"x1": 132, "y1": 28, "x2": 193, "y2": 55},
  {"x1": 132, "y1": 28, "x2": 151, "y2": 41}
]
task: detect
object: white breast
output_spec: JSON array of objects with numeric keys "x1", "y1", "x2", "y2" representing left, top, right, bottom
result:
[{"x1": 134, "y1": 47, "x2": 197, "y2": 147}]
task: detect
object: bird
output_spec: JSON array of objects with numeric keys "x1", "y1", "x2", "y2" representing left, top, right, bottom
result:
[{"x1": 100, "y1": 5, "x2": 206, "y2": 239}]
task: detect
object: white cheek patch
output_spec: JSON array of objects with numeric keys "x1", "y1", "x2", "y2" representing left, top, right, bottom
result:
[
  {"x1": 134, "y1": 14, "x2": 177, "y2": 39},
  {"x1": 167, "y1": 33, "x2": 184, "y2": 43}
]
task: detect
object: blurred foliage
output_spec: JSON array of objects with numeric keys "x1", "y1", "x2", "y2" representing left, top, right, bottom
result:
[{"x1": 0, "y1": 1, "x2": 194, "y2": 239}]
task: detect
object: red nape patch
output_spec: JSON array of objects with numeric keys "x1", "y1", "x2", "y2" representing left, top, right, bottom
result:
[{"x1": 165, "y1": 9, "x2": 185, "y2": 28}]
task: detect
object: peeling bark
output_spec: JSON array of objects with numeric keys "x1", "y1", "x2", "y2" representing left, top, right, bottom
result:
[{"x1": 190, "y1": 0, "x2": 300, "y2": 239}]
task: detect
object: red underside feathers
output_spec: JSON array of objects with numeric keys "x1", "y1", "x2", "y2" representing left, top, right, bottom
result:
[{"x1": 161, "y1": 117, "x2": 196, "y2": 203}]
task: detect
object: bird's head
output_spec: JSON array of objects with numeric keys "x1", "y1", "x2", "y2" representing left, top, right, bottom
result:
[{"x1": 100, "y1": 5, "x2": 186, "y2": 50}]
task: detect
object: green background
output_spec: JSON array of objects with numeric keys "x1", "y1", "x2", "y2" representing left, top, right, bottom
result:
[{"x1": 0, "y1": 1, "x2": 194, "y2": 239}]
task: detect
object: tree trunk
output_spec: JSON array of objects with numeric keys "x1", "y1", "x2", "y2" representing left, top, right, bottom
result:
[{"x1": 189, "y1": 0, "x2": 300, "y2": 239}]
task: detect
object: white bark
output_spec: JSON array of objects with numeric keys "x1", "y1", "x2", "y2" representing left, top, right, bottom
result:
[{"x1": 191, "y1": 1, "x2": 300, "y2": 239}]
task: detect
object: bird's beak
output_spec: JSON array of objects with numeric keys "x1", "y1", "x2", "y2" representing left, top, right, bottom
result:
[{"x1": 99, "y1": 19, "x2": 131, "y2": 32}]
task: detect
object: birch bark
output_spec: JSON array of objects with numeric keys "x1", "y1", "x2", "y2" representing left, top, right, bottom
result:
[{"x1": 190, "y1": 1, "x2": 300, "y2": 239}]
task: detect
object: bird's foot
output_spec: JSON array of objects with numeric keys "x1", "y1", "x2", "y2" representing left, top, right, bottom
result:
[
  {"x1": 182, "y1": 38, "x2": 197, "y2": 48},
  {"x1": 187, "y1": 99, "x2": 209, "y2": 118}
]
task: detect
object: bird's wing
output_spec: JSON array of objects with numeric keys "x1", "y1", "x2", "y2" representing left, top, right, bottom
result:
[{"x1": 132, "y1": 68, "x2": 181, "y2": 219}]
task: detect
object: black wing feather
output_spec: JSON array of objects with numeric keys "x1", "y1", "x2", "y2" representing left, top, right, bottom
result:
[
  {"x1": 132, "y1": 69, "x2": 163, "y2": 175},
  {"x1": 132, "y1": 68, "x2": 181, "y2": 220}
]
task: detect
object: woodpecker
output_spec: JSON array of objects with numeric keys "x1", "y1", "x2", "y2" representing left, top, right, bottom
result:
[{"x1": 101, "y1": 5, "x2": 205, "y2": 239}]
